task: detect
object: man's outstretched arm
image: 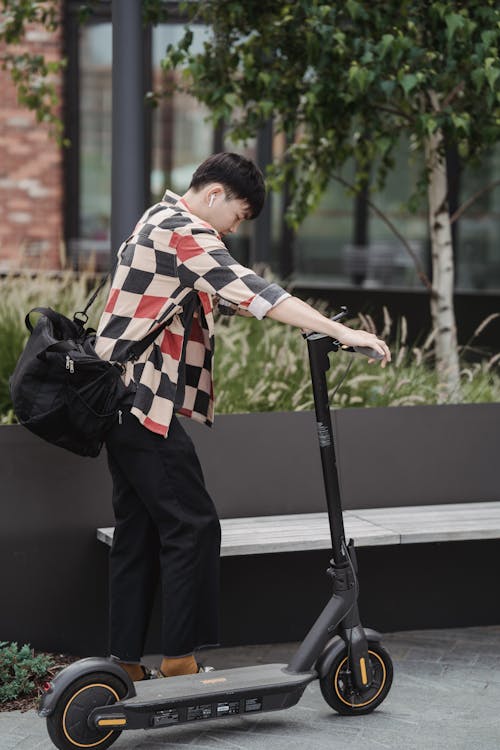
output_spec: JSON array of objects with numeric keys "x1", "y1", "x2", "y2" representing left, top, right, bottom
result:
[{"x1": 266, "y1": 296, "x2": 391, "y2": 366}]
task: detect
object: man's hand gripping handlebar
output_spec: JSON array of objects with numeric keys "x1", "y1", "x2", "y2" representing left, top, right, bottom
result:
[{"x1": 304, "y1": 306, "x2": 390, "y2": 365}]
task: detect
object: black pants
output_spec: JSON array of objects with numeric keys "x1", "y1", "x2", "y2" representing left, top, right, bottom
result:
[{"x1": 105, "y1": 408, "x2": 221, "y2": 661}]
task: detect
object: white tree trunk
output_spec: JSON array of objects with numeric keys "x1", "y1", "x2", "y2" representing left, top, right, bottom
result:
[{"x1": 425, "y1": 128, "x2": 460, "y2": 402}]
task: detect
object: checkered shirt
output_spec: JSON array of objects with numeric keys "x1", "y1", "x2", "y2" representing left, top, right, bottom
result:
[{"x1": 95, "y1": 190, "x2": 290, "y2": 437}]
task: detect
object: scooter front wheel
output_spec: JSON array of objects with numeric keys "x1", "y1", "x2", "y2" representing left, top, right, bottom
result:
[
  {"x1": 320, "y1": 642, "x2": 393, "y2": 716},
  {"x1": 46, "y1": 672, "x2": 127, "y2": 750}
]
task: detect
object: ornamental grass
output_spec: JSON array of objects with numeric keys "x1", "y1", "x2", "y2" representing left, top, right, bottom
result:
[{"x1": 0, "y1": 274, "x2": 498, "y2": 423}]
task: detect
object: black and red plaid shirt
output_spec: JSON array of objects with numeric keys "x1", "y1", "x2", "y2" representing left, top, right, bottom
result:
[{"x1": 95, "y1": 190, "x2": 290, "y2": 437}]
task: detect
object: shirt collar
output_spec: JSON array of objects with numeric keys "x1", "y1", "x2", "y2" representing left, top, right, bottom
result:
[
  {"x1": 161, "y1": 189, "x2": 221, "y2": 239},
  {"x1": 162, "y1": 190, "x2": 196, "y2": 215},
  {"x1": 162, "y1": 189, "x2": 183, "y2": 205}
]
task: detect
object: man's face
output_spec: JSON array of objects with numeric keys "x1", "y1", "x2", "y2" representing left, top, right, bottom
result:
[{"x1": 210, "y1": 194, "x2": 251, "y2": 237}]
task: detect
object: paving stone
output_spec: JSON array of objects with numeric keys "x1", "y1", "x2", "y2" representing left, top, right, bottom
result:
[{"x1": 1, "y1": 627, "x2": 500, "y2": 750}]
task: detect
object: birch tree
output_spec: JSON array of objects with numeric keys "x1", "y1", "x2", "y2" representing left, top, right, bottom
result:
[{"x1": 163, "y1": 0, "x2": 500, "y2": 401}]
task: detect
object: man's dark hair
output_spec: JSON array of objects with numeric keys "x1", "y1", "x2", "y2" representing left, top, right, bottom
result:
[{"x1": 189, "y1": 152, "x2": 265, "y2": 219}]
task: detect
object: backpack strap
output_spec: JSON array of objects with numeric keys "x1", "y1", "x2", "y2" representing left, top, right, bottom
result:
[
  {"x1": 25, "y1": 307, "x2": 69, "y2": 334},
  {"x1": 73, "y1": 235, "x2": 136, "y2": 324},
  {"x1": 125, "y1": 319, "x2": 171, "y2": 362},
  {"x1": 77, "y1": 273, "x2": 111, "y2": 322},
  {"x1": 124, "y1": 293, "x2": 196, "y2": 362}
]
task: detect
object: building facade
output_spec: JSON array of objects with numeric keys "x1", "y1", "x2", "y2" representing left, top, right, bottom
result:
[
  {"x1": 0, "y1": 18, "x2": 64, "y2": 271},
  {"x1": 1, "y1": 2, "x2": 499, "y2": 341}
]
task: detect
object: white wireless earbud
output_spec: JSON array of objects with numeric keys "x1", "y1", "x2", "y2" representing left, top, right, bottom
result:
[{"x1": 208, "y1": 194, "x2": 215, "y2": 207}]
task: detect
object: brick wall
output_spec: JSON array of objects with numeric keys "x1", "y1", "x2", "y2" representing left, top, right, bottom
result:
[{"x1": 0, "y1": 19, "x2": 64, "y2": 272}]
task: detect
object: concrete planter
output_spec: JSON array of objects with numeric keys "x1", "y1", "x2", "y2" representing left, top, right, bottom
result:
[{"x1": 1, "y1": 403, "x2": 499, "y2": 654}]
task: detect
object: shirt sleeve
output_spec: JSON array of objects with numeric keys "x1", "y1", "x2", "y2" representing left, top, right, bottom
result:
[{"x1": 175, "y1": 230, "x2": 290, "y2": 320}]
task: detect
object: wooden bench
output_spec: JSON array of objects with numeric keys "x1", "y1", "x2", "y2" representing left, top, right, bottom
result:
[
  {"x1": 98, "y1": 405, "x2": 500, "y2": 566},
  {"x1": 98, "y1": 500, "x2": 500, "y2": 556}
]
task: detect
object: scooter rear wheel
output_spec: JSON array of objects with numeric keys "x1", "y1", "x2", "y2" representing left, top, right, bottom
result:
[
  {"x1": 320, "y1": 642, "x2": 393, "y2": 716},
  {"x1": 46, "y1": 672, "x2": 127, "y2": 750}
]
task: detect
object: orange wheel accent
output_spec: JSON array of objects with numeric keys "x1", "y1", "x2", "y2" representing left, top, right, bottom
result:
[
  {"x1": 62, "y1": 683, "x2": 120, "y2": 748},
  {"x1": 334, "y1": 650, "x2": 387, "y2": 708}
]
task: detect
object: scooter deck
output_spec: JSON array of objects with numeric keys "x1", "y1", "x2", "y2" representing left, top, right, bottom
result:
[
  {"x1": 130, "y1": 663, "x2": 315, "y2": 705},
  {"x1": 95, "y1": 663, "x2": 316, "y2": 731}
]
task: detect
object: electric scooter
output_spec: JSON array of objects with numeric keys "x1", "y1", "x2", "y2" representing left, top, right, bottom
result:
[{"x1": 39, "y1": 308, "x2": 394, "y2": 750}]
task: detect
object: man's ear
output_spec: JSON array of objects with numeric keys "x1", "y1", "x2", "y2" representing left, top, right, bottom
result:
[{"x1": 204, "y1": 183, "x2": 225, "y2": 206}]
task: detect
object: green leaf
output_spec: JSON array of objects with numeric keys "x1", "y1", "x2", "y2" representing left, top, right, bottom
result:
[
  {"x1": 399, "y1": 73, "x2": 418, "y2": 96},
  {"x1": 333, "y1": 30, "x2": 346, "y2": 47},
  {"x1": 346, "y1": 0, "x2": 362, "y2": 20},
  {"x1": 380, "y1": 79, "x2": 396, "y2": 96},
  {"x1": 451, "y1": 112, "x2": 470, "y2": 135},
  {"x1": 432, "y1": 2, "x2": 447, "y2": 20},
  {"x1": 480, "y1": 30, "x2": 497, "y2": 49},
  {"x1": 348, "y1": 63, "x2": 371, "y2": 93},
  {"x1": 445, "y1": 13, "x2": 465, "y2": 42},
  {"x1": 223, "y1": 92, "x2": 240, "y2": 109},
  {"x1": 379, "y1": 34, "x2": 395, "y2": 58},
  {"x1": 471, "y1": 67, "x2": 485, "y2": 91},
  {"x1": 260, "y1": 100, "x2": 275, "y2": 118},
  {"x1": 424, "y1": 116, "x2": 438, "y2": 135},
  {"x1": 374, "y1": 135, "x2": 392, "y2": 155},
  {"x1": 484, "y1": 58, "x2": 500, "y2": 90},
  {"x1": 485, "y1": 66, "x2": 500, "y2": 90}
]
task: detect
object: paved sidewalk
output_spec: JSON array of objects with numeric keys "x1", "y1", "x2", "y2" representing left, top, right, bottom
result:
[{"x1": 1, "y1": 626, "x2": 499, "y2": 750}]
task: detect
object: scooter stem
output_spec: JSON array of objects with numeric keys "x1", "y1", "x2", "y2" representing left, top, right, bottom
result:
[
  {"x1": 286, "y1": 559, "x2": 357, "y2": 673},
  {"x1": 306, "y1": 333, "x2": 348, "y2": 565}
]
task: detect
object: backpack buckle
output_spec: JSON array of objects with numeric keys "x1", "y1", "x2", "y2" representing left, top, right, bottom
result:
[{"x1": 74, "y1": 311, "x2": 88, "y2": 326}]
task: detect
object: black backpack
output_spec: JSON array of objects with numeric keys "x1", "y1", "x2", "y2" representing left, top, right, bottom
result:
[{"x1": 9, "y1": 282, "x2": 169, "y2": 458}]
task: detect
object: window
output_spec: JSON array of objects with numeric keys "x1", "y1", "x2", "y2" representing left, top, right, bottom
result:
[
  {"x1": 151, "y1": 24, "x2": 213, "y2": 200},
  {"x1": 293, "y1": 139, "x2": 500, "y2": 292},
  {"x1": 456, "y1": 146, "x2": 500, "y2": 291},
  {"x1": 78, "y1": 22, "x2": 112, "y2": 260},
  {"x1": 68, "y1": 10, "x2": 500, "y2": 292}
]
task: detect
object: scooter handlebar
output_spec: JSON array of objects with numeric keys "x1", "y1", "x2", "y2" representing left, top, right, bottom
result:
[
  {"x1": 330, "y1": 307, "x2": 384, "y2": 360},
  {"x1": 350, "y1": 345, "x2": 384, "y2": 361},
  {"x1": 326, "y1": 342, "x2": 384, "y2": 360},
  {"x1": 303, "y1": 306, "x2": 384, "y2": 360}
]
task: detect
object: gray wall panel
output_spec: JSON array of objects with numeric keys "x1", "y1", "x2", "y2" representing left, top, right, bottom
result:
[
  {"x1": 333, "y1": 403, "x2": 500, "y2": 509},
  {"x1": 1, "y1": 403, "x2": 499, "y2": 654}
]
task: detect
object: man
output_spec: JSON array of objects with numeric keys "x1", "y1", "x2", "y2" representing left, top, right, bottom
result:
[{"x1": 95, "y1": 152, "x2": 390, "y2": 681}]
